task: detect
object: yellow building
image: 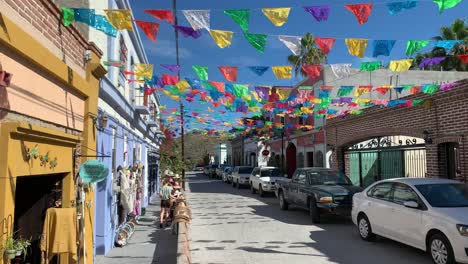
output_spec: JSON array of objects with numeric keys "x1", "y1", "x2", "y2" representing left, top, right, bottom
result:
[{"x1": 0, "y1": 1, "x2": 106, "y2": 263}]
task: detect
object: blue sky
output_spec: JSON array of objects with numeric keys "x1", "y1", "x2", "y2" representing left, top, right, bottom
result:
[{"x1": 129, "y1": 0, "x2": 467, "y2": 132}]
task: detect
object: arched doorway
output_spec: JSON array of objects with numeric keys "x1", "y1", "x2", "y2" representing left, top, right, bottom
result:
[{"x1": 286, "y1": 143, "x2": 297, "y2": 178}]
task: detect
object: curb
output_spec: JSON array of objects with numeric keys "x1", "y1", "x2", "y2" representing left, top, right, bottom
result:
[{"x1": 176, "y1": 222, "x2": 191, "y2": 264}]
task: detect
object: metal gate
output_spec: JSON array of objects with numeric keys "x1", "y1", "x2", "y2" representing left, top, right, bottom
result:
[{"x1": 345, "y1": 136, "x2": 427, "y2": 188}]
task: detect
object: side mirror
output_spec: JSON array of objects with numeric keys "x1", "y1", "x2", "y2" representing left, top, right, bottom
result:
[{"x1": 403, "y1": 201, "x2": 419, "y2": 209}]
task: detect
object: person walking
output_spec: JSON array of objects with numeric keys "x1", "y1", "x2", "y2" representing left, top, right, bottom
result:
[{"x1": 159, "y1": 180, "x2": 174, "y2": 228}]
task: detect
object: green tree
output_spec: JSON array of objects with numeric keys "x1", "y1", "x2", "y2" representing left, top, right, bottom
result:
[
  {"x1": 413, "y1": 19, "x2": 467, "y2": 71},
  {"x1": 287, "y1": 33, "x2": 327, "y2": 78}
]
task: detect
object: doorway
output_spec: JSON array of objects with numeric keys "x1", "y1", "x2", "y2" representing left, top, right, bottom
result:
[
  {"x1": 307, "y1": 152, "x2": 314, "y2": 167},
  {"x1": 286, "y1": 143, "x2": 297, "y2": 178},
  {"x1": 14, "y1": 173, "x2": 65, "y2": 264}
]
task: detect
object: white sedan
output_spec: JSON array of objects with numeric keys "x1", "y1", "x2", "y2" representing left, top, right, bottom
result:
[
  {"x1": 249, "y1": 167, "x2": 282, "y2": 196},
  {"x1": 352, "y1": 178, "x2": 468, "y2": 264}
]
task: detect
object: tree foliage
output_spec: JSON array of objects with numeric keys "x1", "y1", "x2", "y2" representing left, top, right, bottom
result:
[{"x1": 287, "y1": 33, "x2": 327, "y2": 77}]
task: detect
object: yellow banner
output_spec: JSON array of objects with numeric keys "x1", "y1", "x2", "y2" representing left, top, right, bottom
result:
[
  {"x1": 104, "y1": 9, "x2": 133, "y2": 30},
  {"x1": 134, "y1": 64, "x2": 153, "y2": 80},
  {"x1": 176, "y1": 80, "x2": 190, "y2": 93},
  {"x1": 209, "y1": 30, "x2": 234, "y2": 48},
  {"x1": 389, "y1": 59, "x2": 413, "y2": 72},
  {"x1": 277, "y1": 89, "x2": 292, "y2": 100},
  {"x1": 272, "y1": 66, "x2": 292, "y2": 79},
  {"x1": 262, "y1": 8, "x2": 291, "y2": 27},
  {"x1": 345, "y1": 38, "x2": 368, "y2": 58}
]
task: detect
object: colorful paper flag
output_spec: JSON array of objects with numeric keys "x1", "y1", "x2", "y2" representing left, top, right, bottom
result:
[
  {"x1": 161, "y1": 64, "x2": 180, "y2": 73},
  {"x1": 330, "y1": 64, "x2": 352, "y2": 79},
  {"x1": 372, "y1": 40, "x2": 396, "y2": 57},
  {"x1": 272, "y1": 66, "x2": 292, "y2": 79},
  {"x1": 61, "y1": 7, "x2": 75, "y2": 27},
  {"x1": 176, "y1": 80, "x2": 190, "y2": 93},
  {"x1": 345, "y1": 38, "x2": 368, "y2": 58},
  {"x1": 360, "y1": 61, "x2": 381, "y2": 71},
  {"x1": 419, "y1": 57, "x2": 446, "y2": 68},
  {"x1": 218, "y1": 66, "x2": 238, "y2": 82},
  {"x1": 435, "y1": 40, "x2": 462, "y2": 50},
  {"x1": 344, "y1": 3, "x2": 373, "y2": 25},
  {"x1": 433, "y1": 0, "x2": 462, "y2": 13},
  {"x1": 354, "y1": 85, "x2": 372, "y2": 96},
  {"x1": 277, "y1": 89, "x2": 292, "y2": 100},
  {"x1": 224, "y1": 9, "x2": 250, "y2": 31},
  {"x1": 134, "y1": 64, "x2": 153, "y2": 80},
  {"x1": 314, "y1": 37, "x2": 336, "y2": 55},
  {"x1": 135, "y1": 20, "x2": 159, "y2": 42},
  {"x1": 302, "y1": 65, "x2": 322, "y2": 80},
  {"x1": 162, "y1": 74, "x2": 179, "y2": 85},
  {"x1": 209, "y1": 30, "x2": 234, "y2": 48},
  {"x1": 303, "y1": 6, "x2": 330, "y2": 22},
  {"x1": 406, "y1": 40, "x2": 430, "y2": 56},
  {"x1": 104, "y1": 9, "x2": 133, "y2": 30},
  {"x1": 278, "y1": 36, "x2": 302, "y2": 55},
  {"x1": 243, "y1": 32, "x2": 268, "y2": 53},
  {"x1": 457, "y1": 54, "x2": 468, "y2": 64},
  {"x1": 144, "y1": 10, "x2": 174, "y2": 23},
  {"x1": 389, "y1": 59, "x2": 413, "y2": 72},
  {"x1": 192, "y1": 65, "x2": 208, "y2": 80},
  {"x1": 386, "y1": 1, "x2": 418, "y2": 14},
  {"x1": 173, "y1": 25, "x2": 202, "y2": 39},
  {"x1": 337, "y1": 86, "x2": 354, "y2": 96},
  {"x1": 262, "y1": 8, "x2": 291, "y2": 27},
  {"x1": 248, "y1": 66, "x2": 270, "y2": 76},
  {"x1": 182, "y1": 10, "x2": 210, "y2": 30}
]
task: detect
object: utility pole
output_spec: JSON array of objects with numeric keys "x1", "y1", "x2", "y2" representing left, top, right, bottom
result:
[{"x1": 172, "y1": 0, "x2": 185, "y2": 188}]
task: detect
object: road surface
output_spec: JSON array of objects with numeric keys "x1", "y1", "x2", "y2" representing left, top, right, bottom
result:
[{"x1": 186, "y1": 172, "x2": 429, "y2": 264}]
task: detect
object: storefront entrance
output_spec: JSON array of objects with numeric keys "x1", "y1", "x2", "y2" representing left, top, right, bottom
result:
[{"x1": 14, "y1": 173, "x2": 65, "y2": 264}]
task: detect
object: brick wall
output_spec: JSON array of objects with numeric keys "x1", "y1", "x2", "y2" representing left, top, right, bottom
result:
[
  {"x1": 326, "y1": 79, "x2": 468, "y2": 181},
  {"x1": 4, "y1": 0, "x2": 89, "y2": 69}
]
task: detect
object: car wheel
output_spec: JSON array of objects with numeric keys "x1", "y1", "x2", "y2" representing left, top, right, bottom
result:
[
  {"x1": 236, "y1": 180, "x2": 240, "y2": 189},
  {"x1": 429, "y1": 233, "x2": 455, "y2": 264},
  {"x1": 358, "y1": 214, "x2": 376, "y2": 241},
  {"x1": 279, "y1": 191, "x2": 288, "y2": 210},
  {"x1": 309, "y1": 199, "x2": 321, "y2": 224},
  {"x1": 250, "y1": 183, "x2": 256, "y2": 194},
  {"x1": 259, "y1": 185, "x2": 265, "y2": 197}
]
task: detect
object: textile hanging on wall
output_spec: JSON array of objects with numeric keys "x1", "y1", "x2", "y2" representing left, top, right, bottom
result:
[
  {"x1": 262, "y1": 8, "x2": 291, "y2": 27},
  {"x1": 144, "y1": 10, "x2": 174, "y2": 23},
  {"x1": 104, "y1": 9, "x2": 133, "y2": 30},
  {"x1": 61, "y1": 7, "x2": 75, "y2": 26},
  {"x1": 224, "y1": 9, "x2": 250, "y2": 31},
  {"x1": 209, "y1": 30, "x2": 234, "y2": 48},
  {"x1": 218, "y1": 66, "x2": 238, "y2": 82},
  {"x1": 243, "y1": 32, "x2": 268, "y2": 53},
  {"x1": 372, "y1": 40, "x2": 396, "y2": 57},
  {"x1": 314, "y1": 37, "x2": 336, "y2": 54},
  {"x1": 248, "y1": 66, "x2": 269, "y2": 76},
  {"x1": 330, "y1": 64, "x2": 352, "y2": 79},
  {"x1": 386, "y1": 1, "x2": 418, "y2": 14},
  {"x1": 303, "y1": 6, "x2": 330, "y2": 22},
  {"x1": 345, "y1": 38, "x2": 368, "y2": 58},
  {"x1": 406, "y1": 40, "x2": 430, "y2": 55},
  {"x1": 182, "y1": 10, "x2": 210, "y2": 30},
  {"x1": 173, "y1": 25, "x2": 202, "y2": 38},
  {"x1": 272, "y1": 66, "x2": 292, "y2": 79},
  {"x1": 135, "y1": 20, "x2": 159, "y2": 42},
  {"x1": 389, "y1": 59, "x2": 413, "y2": 72},
  {"x1": 134, "y1": 64, "x2": 153, "y2": 80},
  {"x1": 278, "y1": 36, "x2": 302, "y2": 55},
  {"x1": 192, "y1": 65, "x2": 209, "y2": 80},
  {"x1": 344, "y1": 3, "x2": 373, "y2": 25}
]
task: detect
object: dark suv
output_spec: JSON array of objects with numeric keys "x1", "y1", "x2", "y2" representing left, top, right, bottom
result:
[{"x1": 276, "y1": 168, "x2": 363, "y2": 223}]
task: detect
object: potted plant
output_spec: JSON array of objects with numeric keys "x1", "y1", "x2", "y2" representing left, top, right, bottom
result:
[
  {"x1": 15, "y1": 238, "x2": 31, "y2": 258},
  {"x1": 3, "y1": 236, "x2": 17, "y2": 260}
]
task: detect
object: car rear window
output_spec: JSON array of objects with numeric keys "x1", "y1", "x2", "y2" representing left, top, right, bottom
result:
[
  {"x1": 239, "y1": 167, "x2": 253, "y2": 174},
  {"x1": 261, "y1": 169, "x2": 281, "y2": 177}
]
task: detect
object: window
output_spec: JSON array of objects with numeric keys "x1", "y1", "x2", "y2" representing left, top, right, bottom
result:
[
  {"x1": 260, "y1": 168, "x2": 281, "y2": 177},
  {"x1": 298, "y1": 117, "x2": 305, "y2": 125},
  {"x1": 367, "y1": 182, "x2": 393, "y2": 201},
  {"x1": 252, "y1": 168, "x2": 260, "y2": 176},
  {"x1": 239, "y1": 167, "x2": 254, "y2": 174},
  {"x1": 392, "y1": 183, "x2": 420, "y2": 205},
  {"x1": 119, "y1": 35, "x2": 128, "y2": 76},
  {"x1": 293, "y1": 171, "x2": 307, "y2": 184},
  {"x1": 280, "y1": 116, "x2": 285, "y2": 124}
]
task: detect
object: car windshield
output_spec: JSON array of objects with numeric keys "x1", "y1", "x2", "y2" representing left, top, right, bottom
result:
[
  {"x1": 239, "y1": 167, "x2": 253, "y2": 174},
  {"x1": 211, "y1": 165, "x2": 217, "y2": 168},
  {"x1": 415, "y1": 184, "x2": 468, "y2": 208},
  {"x1": 307, "y1": 170, "x2": 352, "y2": 185},
  {"x1": 261, "y1": 169, "x2": 281, "y2": 177}
]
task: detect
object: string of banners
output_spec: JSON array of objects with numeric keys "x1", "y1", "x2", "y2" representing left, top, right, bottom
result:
[{"x1": 60, "y1": 0, "x2": 464, "y2": 56}]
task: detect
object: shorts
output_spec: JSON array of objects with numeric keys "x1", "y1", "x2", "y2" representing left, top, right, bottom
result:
[{"x1": 161, "y1": 199, "x2": 171, "y2": 209}]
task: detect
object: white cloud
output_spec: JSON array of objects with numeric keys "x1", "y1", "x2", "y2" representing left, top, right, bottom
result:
[{"x1": 145, "y1": 39, "x2": 193, "y2": 59}]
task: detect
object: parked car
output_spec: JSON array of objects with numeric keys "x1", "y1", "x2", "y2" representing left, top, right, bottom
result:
[
  {"x1": 222, "y1": 167, "x2": 232, "y2": 183},
  {"x1": 276, "y1": 167, "x2": 362, "y2": 223},
  {"x1": 249, "y1": 167, "x2": 282, "y2": 197},
  {"x1": 231, "y1": 166, "x2": 254, "y2": 188},
  {"x1": 203, "y1": 166, "x2": 210, "y2": 175},
  {"x1": 216, "y1": 164, "x2": 229, "y2": 178},
  {"x1": 352, "y1": 178, "x2": 468, "y2": 264},
  {"x1": 193, "y1": 166, "x2": 204, "y2": 172}
]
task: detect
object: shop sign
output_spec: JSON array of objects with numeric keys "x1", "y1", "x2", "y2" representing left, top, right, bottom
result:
[
  {"x1": 262, "y1": 149, "x2": 270, "y2": 156},
  {"x1": 79, "y1": 160, "x2": 109, "y2": 183}
]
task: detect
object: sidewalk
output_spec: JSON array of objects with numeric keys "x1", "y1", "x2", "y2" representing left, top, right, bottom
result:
[{"x1": 95, "y1": 196, "x2": 178, "y2": 264}]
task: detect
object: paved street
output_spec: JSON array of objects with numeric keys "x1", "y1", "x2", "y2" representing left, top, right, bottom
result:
[{"x1": 187, "y1": 173, "x2": 429, "y2": 264}]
